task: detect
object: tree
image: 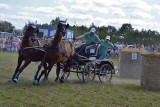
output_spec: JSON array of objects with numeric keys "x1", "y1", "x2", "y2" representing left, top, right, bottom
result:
[
  {"x1": 0, "y1": 21, "x2": 15, "y2": 33},
  {"x1": 89, "y1": 23, "x2": 96, "y2": 29},
  {"x1": 22, "y1": 18, "x2": 160, "y2": 46},
  {"x1": 38, "y1": 23, "x2": 50, "y2": 28},
  {"x1": 118, "y1": 23, "x2": 133, "y2": 34},
  {"x1": 50, "y1": 17, "x2": 60, "y2": 28},
  {"x1": 106, "y1": 25, "x2": 117, "y2": 42}
]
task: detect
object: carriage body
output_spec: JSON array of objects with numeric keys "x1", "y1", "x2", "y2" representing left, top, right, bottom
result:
[{"x1": 59, "y1": 43, "x2": 116, "y2": 83}]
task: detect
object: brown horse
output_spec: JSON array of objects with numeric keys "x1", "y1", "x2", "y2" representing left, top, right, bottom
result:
[
  {"x1": 33, "y1": 20, "x2": 74, "y2": 85},
  {"x1": 20, "y1": 21, "x2": 40, "y2": 48},
  {"x1": 10, "y1": 21, "x2": 49, "y2": 83}
]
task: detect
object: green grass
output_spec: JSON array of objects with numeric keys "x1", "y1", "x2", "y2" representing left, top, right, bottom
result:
[{"x1": 0, "y1": 52, "x2": 160, "y2": 107}]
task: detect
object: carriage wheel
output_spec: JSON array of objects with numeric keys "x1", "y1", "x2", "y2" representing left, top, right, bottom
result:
[
  {"x1": 82, "y1": 62, "x2": 95, "y2": 83},
  {"x1": 76, "y1": 67, "x2": 83, "y2": 80},
  {"x1": 98, "y1": 64, "x2": 113, "y2": 83}
]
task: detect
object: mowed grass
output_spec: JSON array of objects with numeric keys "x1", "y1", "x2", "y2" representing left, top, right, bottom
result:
[{"x1": 0, "y1": 52, "x2": 160, "y2": 107}]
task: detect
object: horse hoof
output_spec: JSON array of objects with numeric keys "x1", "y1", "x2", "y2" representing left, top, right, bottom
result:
[
  {"x1": 60, "y1": 79, "x2": 64, "y2": 84},
  {"x1": 7, "y1": 79, "x2": 13, "y2": 83},
  {"x1": 33, "y1": 80, "x2": 40, "y2": 85},
  {"x1": 43, "y1": 78, "x2": 48, "y2": 81},
  {"x1": 55, "y1": 78, "x2": 59, "y2": 83},
  {"x1": 12, "y1": 78, "x2": 18, "y2": 83}
]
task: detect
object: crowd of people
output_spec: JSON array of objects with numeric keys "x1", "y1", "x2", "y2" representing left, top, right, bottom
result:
[
  {"x1": 0, "y1": 36, "x2": 21, "y2": 52},
  {"x1": 1, "y1": 29, "x2": 160, "y2": 60}
]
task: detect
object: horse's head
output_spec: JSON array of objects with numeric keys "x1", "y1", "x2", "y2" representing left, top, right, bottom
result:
[
  {"x1": 56, "y1": 19, "x2": 69, "y2": 37},
  {"x1": 27, "y1": 20, "x2": 39, "y2": 35},
  {"x1": 21, "y1": 20, "x2": 39, "y2": 48}
]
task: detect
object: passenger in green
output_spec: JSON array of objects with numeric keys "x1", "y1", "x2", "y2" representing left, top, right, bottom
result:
[
  {"x1": 97, "y1": 35, "x2": 113, "y2": 59},
  {"x1": 75, "y1": 27, "x2": 100, "y2": 55}
]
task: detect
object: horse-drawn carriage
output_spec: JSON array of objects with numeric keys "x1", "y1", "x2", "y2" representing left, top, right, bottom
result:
[
  {"x1": 10, "y1": 19, "x2": 115, "y2": 85},
  {"x1": 59, "y1": 44, "x2": 116, "y2": 83}
]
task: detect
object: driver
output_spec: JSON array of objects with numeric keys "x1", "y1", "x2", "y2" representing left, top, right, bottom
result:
[{"x1": 75, "y1": 27, "x2": 100, "y2": 55}]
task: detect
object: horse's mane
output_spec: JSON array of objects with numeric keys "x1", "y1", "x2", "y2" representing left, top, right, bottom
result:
[
  {"x1": 51, "y1": 32, "x2": 62, "y2": 47},
  {"x1": 50, "y1": 20, "x2": 68, "y2": 47},
  {"x1": 20, "y1": 31, "x2": 30, "y2": 48}
]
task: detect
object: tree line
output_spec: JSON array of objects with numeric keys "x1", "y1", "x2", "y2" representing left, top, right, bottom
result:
[{"x1": 1, "y1": 18, "x2": 160, "y2": 46}]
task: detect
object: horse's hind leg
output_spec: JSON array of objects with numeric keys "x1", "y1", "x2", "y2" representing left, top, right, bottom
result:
[
  {"x1": 35, "y1": 63, "x2": 54, "y2": 85},
  {"x1": 55, "y1": 63, "x2": 61, "y2": 82},
  {"x1": 44, "y1": 62, "x2": 53, "y2": 80},
  {"x1": 34, "y1": 60, "x2": 45, "y2": 81},
  {"x1": 33, "y1": 58, "x2": 50, "y2": 85},
  {"x1": 15, "y1": 59, "x2": 31, "y2": 80},
  {"x1": 43, "y1": 63, "x2": 52, "y2": 81},
  {"x1": 42, "y1": 63, "x2": 48, "y2": 81},
  {"x1": 11, "y1": 56, "x2": 23, "y2": 83},
  {"x1": 60, "y1": 62, "x2": 70, "y2": 84}
]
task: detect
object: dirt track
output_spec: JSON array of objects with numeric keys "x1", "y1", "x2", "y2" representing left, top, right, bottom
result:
[{"x1": 15, "y1": 63, "x2": 140, "y2": 85}]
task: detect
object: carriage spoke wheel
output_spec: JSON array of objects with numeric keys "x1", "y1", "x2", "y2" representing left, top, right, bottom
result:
[
  {"x1": 98, "y1": 64, "x2": 113, "y2": 83},
  {"x1": 82, "y1": 62, "x2": 95, "y2": 83},
  {"x1": 76, "y1": 67, "x2": 83, "y2": 80}
]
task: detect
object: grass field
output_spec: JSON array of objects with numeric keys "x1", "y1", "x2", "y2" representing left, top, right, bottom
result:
[{"x1": 0, "y1": 52, "x2": 160, "y2": 107}]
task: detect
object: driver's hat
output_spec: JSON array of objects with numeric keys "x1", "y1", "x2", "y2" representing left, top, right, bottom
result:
[
  {"x1": 105, "y1": 35, "x2": 110, "y2": 40},
  {"x1": 90, "y1": 27, "x2": 96, "y2": 33}
]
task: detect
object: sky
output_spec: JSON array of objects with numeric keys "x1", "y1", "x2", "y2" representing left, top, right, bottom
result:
[{"x1": 0, "y1": 0, "x2": 160, "y2": 32}]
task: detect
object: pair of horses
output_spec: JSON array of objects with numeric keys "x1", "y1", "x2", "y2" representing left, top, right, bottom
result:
[{"x1": 10, "y1": 20, "x2": 74, "y2": 85}]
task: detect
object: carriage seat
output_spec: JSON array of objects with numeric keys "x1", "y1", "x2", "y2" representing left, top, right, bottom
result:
[{"x1": 85, "y1": 44, "x2": 100, "y2": 60}]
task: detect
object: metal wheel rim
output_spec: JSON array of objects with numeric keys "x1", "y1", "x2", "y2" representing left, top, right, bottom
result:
[
  {"x1": 82, "y1": 62, "x2": 95, "y2": 83},
  {"x1": 76, "y1": 67, "x2": 83, "y2": 80},
  {"x1": 98, "y1": 64, "x2": 112, "y2": 83}
]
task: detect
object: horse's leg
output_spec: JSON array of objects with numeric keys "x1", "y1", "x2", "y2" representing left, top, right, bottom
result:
[
  {"x1": 33, "y1": 61, "x2": 44, "y2": 85},
  {"x1": 14, "y1": 59, "x2": 31, "y2": 81},
  {"x1": 11, "y1": 56, "x2": 23, "y2": 83},
  {"x1": 60, "y1": 62, "x2": 70, "y2": 84},
  {"x1": 42, "y1": 63, "x2": 48, "y2": 81},
  {"x1": 33, "y1": 57, "x2": 46, "y2": 81},
  {"x1": 36, "y1": 63, "x2": 54, "y2": 85},
  {"x1": 55, "y1": 63, "x2": 61, "y2": 82},
  {"x1": 43, "y1": 63, "x2": 53, "y2": 81}
]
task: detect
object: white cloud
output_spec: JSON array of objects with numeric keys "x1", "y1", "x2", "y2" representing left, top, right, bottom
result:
[
  {"x1": 0, "y1": 3, "x2": 11, "y2": 9},
  {"x1": 153, "y1": 4, "x2": 160, "y2": 15},
  {"x1": 110, "y1": 7, "x2": 126, "y2": 17},
  {"x1": 120, "y1": 0, "x2": 152, "y2": 11},
  {"x1": 153, "y1": 4, "x2": 160, "y2": 10},
  {"x1": 0, "y1": 13, "x2": 5, "y2": 17},
  {"x1": 0, "y1": 0, "x2": 160, "y2": 32},
  {"x1": 131, "y1": 10, "x2": 154, "y2": 19},
  {"x1": 70, "y1": 5, "x2": 90, "y2": 13}
]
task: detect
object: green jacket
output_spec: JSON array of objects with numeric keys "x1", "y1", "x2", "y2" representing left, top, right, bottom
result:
[{"x1": 84, "y1": 32, "x2": 100, "y2": 45}]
